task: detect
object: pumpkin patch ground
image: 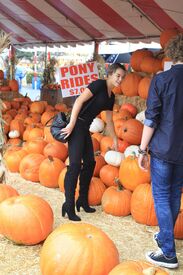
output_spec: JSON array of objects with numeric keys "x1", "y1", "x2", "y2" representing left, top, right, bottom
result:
[{"x1": 0, "y1": 170, "x2": 182, "y2": 275}]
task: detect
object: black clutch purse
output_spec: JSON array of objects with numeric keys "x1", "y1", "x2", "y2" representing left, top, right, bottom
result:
[{"x1": 46, "y1": 112, "x2": 70, "y2": 143}]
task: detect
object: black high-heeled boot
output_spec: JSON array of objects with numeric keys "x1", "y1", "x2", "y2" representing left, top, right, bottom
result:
[
  {"x1": 76, "y1": 161, "x2": 96, "y2": 213},
  {"x1": 62, "y1": 202, "x2": 81, "y2": 221},
  {"x1": 76, "y1": 199, "x2": 96, "y2": 213},
  {"x1": 63, "y1": 163, "x2": 82, "y2": 221}
]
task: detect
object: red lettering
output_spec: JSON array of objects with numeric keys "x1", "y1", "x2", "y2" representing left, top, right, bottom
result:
[
  {"x1": 60, "y1": 79, "x2": 70, "y2": 89},
  {"x1": 78, "y1": 64, "x2": 87, "y2": 74},
  {"x1": 90, "y1": 73, "x2": 98, "y2": 81},
  {"x1": 83, "y1": 75, "x2": 90, "y2": 85},
  {"x1": 60, "y1": 67, "x2": 68, "y2": 77},
  {"x1": 70, "y1": 65, "x2": 78, "y2": 76},
  {"x1": 87, "y1": 62, "x2": 94, "y2": 73},
  {"x1": 69, "y1": 89, "x2": 75, "y2": 96},
  {"x1": 75, "y1": 77, "x2": 84, "y2": 86},
  {"x1": 69, "y1": 77, "x2": 75, "y2": 88}
]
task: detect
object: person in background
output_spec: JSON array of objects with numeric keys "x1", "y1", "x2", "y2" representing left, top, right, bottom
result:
[
  {"x1": 60, "y1": 63, "x2": 126, "y2": 221},
  {"x1": 138, "y1": 34, "x2": 183, "y2": 269}
]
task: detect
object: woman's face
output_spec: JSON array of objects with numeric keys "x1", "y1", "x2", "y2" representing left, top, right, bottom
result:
[{"x1": 109, "y1": 68, "x2": 126, "y2": 87}]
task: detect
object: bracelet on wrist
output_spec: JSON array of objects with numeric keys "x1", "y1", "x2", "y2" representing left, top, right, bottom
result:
[{"x1": 138, "y1": 146, "x2": 148, "y2": 155}]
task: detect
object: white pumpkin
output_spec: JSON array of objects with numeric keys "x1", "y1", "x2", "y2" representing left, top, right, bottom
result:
[
  {"x1": 124, "y1": 145, "x2": 139, "y2": 158},
  {"x1": 89, "y1": 117, "x2": 105, "y2": 133},
  {"x1": 136, "y1": 110, "x2": 145, "y2": 124},
  {"x1": 8, "y1": 130, "x2": 20, "y2": 139},
  {"x1": 104, "y1": 150, "x2": 125, "y2": 167}
]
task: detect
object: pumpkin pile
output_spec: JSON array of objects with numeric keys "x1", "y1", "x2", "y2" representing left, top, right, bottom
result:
[{"x1": 0, "y1": 69, "x2": 19, "y2": 92}]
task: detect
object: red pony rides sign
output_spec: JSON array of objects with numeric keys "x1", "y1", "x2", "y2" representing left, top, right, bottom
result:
[{"x1": 56, "y1": 62, "x2": 99, "y2": 98}]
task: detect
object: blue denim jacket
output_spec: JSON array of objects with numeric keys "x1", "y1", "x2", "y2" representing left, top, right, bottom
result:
[{"x1": 144, "y1": 64, "x2": 183, "y2": 164}]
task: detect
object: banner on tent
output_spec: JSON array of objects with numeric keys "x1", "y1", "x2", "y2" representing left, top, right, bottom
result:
[{"x1": 56, "y1": 62, "x2": 99, "y2": 98}]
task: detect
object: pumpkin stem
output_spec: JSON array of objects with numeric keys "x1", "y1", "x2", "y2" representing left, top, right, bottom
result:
[
  {"x1": 94, "y1": 150, "x2": 101, "y2": 156},
  {"x1": 48, "y1": 155, "x2": 54, "y2": 162},
  {"x1": 114, "y1": 178, "x2": 124, "y2": 191}
]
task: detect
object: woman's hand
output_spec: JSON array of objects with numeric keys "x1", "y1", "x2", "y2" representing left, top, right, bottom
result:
[
  {"x1": 60, "y1": 122, "x2": 75, "y2": 140},
  {"x1": 138, "y1": 154, "x2": 149, "y2": 171}
]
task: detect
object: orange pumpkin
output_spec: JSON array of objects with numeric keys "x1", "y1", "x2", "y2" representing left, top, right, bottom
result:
[
  {"x1": 121, "y1": 119, "x2": 143, "y2": 145},
  {"x1": 19, "y1": 153, "x2": 45, "y2": 182},
  {"x1": 160, "y1": 28, "x2": 180, "y2": 48},
  {"x1": 41, "y1": 111, "x2": 56, "y2": 126},
  {"x1": 93, "y1": 153, "x2": 106, "y2": 177},
  {"x1": 0, "y1": 195, "x2": 53, "y2": 245},
  {"x1": 39, "y1": 156, "x2": 66, "y2": 188},
  {"x1": 92, "y1": 136, "x2": 100, "y2": 152},
  {"x1": 109, "y1": 260, "x2": 169, "y2": 275},
  {"x1": 120, "y1": 103, "x2": 137, "y2": 118},
  {"x1": 29, "y1": 101, "x2": 45, "y2": 114},
  {"x1": 43, "y1": 141, "x2": 68, "y2": 161},
  {"x1": 100, "y1": 136, "x2": 113, "y2": 154},
  {"x1": 4, "y1": 148, "x2": 27, "y2": 173},
  {"x1": 88, "y1": 177, "x2": 106, "y2": 206},
  {"x1": 40, "y1": 223, "x2": 119, "y2": 275},
  {"x1": 27, "y1": 127, "x2": 44, "y2": 141},
  {"x1": 138, "y1": 76, "x2": 152, "y2": 99},
  {"x1": 119, "y1": 155, "x2": 151, "y2": 191},
  {"x1": 100, "y1": 164, "x2": 119, "y2": 187},
  {"x1": 25, "y1": 138, "x2": 47, "y2": 154},
  {"x1": 130, "y1": 49, "x2": 153, "y2": 72},
  {"x1": 121, "y1": 73, "x2": 142, "y2": 97},
  {"x1": 131, "y1": 183, "x2": 158, "y2": 226},
  {"x1": 113, "y1": 109, "x2": 132, "y2": 121},
  {"x1": 0, "y1": 184, "x2": 19, "y2": 203},
  {"x1": 102, "y1": 181, "x2": 132, "y2": 216},
  {"x1": 140, "y1": 57, "x2": 162, "y2": 74}
]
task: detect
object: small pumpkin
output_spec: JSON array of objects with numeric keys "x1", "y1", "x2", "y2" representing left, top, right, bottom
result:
[
  {"x1": 89, "y1": 117, "x2": 105, "y2": 133},
  {"x1": 104, "y1": 150, "x2": 124, "y2": 167},
  {"x1": 8, "y1": 130, "x2": 20, "y2": 139},
  {"x1": 99, "y1": 164, "x2": 119, "y2": 187},
  {"x1": 124, "y1": 145, "x2": 139, "y2": 158}
]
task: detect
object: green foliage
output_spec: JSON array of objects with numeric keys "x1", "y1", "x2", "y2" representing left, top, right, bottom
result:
[{"x1": 26, "y1": 72, "x2": 43, "y2": 84}]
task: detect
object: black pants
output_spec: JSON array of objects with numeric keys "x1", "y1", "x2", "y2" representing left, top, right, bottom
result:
[{"x1": 64, "y1": 119, "x2": 96, "y2": 205}]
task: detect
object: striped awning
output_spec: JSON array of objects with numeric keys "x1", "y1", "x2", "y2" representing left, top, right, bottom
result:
[{"x1": 0, "y1": 0, "x2": 182, "y2": 47}]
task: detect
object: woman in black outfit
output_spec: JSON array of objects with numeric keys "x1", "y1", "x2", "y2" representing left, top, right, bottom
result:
[{"x1": 61, "y1": 63, "x2": 126, "y2": 221}]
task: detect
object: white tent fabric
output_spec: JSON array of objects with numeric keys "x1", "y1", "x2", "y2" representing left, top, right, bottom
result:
[{"x1": 0, "y1": 0, "x2": 182, "y2": 46}]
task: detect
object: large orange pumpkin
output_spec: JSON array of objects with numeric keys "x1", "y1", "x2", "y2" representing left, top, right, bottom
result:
[
  {"x1": 0, "y1": 195, "x2": 53, "y2": 245},
  {"x1": 121, "y1": 73, "x2": 142, "y2": 97},
  {"x1": 131, "y1": 183, "x2": 158, "y2": 226},
  {"x1": 119, "y1": 155, "x2": 151, "y2": 191},
  {"x1": 93, "y1": 153, "x2": 106, "y2": 177},
  {"x1": 0, "y1": 184, "x2": 19, "y2": 203},
  {"x1": 43, "y1": 141, "x2": 68, "y2": 161},
  {"x1": 160, "y1": 28, "x2": 180, "y2": 48},
  {"x1": 109, "y1": 260, "x2": 169, "y2": 275},
  {"x1": 102, "y1": 181, "x2": 132, "y2": 217},
  {"x1": 19, "y1": 153, "x2": 45, "y2": 182},
  {"x1": 40, "y1": 223, "x2": 119, "y2": 275},
  {"x1": 121, "y1": 119, "x2": 143, "y2": 145},
  {"x1": 130, "y1": 49, "x2": 153, "y2": 72},
  {"x1": 39, "y1": 156, "x2": 66, "y2": 188}
]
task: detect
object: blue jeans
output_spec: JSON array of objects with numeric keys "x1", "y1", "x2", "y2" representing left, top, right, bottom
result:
[{"x1": 150, "y1": 156, "x2": 183, "y2": 258}]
